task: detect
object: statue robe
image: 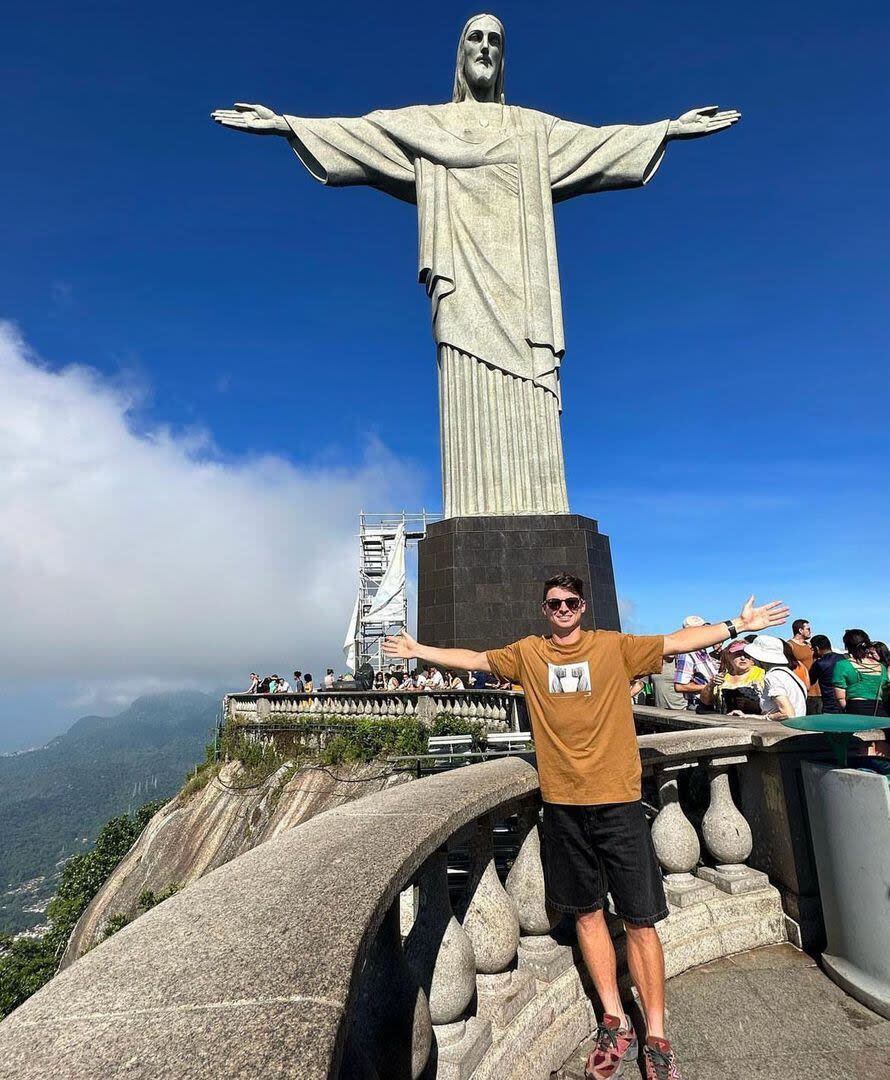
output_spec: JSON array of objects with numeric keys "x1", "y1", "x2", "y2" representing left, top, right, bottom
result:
[{"x1": 283, "y1": 102, "x2": 668, "y2": 517}]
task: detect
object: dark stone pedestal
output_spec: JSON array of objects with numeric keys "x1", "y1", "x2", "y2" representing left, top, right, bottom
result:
[{"x1": 417, "y1": 515, "x2": 620, "y2": 652}]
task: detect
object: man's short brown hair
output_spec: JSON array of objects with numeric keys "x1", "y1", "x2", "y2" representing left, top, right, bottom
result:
[{"x1": 542, "y1": 572, "x2": 584, "y2": 602}]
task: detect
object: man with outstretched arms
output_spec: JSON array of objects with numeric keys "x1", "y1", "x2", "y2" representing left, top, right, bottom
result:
[{"x1": 385, "y1": 572, "x2": 788, "y2": 1080}]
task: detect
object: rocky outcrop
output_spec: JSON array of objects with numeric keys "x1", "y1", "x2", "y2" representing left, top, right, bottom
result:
[{"x1": 62, "y1": 759, "x2": 410, "y2": 964}]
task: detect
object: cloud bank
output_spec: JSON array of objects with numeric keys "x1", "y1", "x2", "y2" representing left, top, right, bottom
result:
[{"x1": 0, "y1": 323, "x2": 417, "y2": 706}]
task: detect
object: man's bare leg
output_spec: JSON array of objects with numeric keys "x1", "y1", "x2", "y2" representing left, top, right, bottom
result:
[
  {"x1": 575, "y1": 908, "x2": 625, "y2": 1020},
  {"x1": 624, "y1": 924, "x2": 666, "y2": 1039}
]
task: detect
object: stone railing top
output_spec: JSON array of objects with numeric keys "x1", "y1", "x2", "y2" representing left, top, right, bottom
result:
[
  {"x1": 0, "y1": 758, "x2": 539, "y2": 1080},
  {"x1": 637, "y1": 726, "x2": 753, "y2": 768},
  {"x1": 633, "y1": 705, "x2": 882, "y2": 751}
]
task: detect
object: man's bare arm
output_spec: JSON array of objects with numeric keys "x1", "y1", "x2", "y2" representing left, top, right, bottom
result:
[
  {"x1": 383, "y1": 631, "x2": 492, "y2": 673},
  {"x1": 663, "y1": 596, "x2": 789, "y2": 657}
]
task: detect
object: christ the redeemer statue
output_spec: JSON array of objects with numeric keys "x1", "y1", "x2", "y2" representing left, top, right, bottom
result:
[{"x1": 213, "y1": 14, "x2": 739, "y2": 518}]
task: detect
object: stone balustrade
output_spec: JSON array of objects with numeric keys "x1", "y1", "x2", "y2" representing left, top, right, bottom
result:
[
  {"x1": 0, "y1": 732, "x2": 791, "y2": 1079},
  {"x1": 226, "y1": 689, "x2": 528, "y2": 732},
  {"x1": 638, "y1": 726, "x2": 786, "y2": 977}
]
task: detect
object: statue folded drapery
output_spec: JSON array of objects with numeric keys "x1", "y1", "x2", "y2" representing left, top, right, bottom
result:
[{"x1": 283, "y1": 102, "x2": 669, "y2": 516}]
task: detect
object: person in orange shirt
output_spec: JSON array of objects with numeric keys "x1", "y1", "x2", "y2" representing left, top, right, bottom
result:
[
  {"x1": 385, "y1": 574, "x2": 788, "y2": 1080},
  {"x1": 787, "y1": 618, "x2": 822, "y2": 714}
]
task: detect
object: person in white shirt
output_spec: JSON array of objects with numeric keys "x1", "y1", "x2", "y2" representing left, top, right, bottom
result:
[
  {"x1": 738, "y1": 635, "x2": 806, "y2": 720},
  {"x1": 427, "y1": 667, "x2": 446, "y2": 689},
  {"x1": 447, "y1": 673, "x2": 465, "y2": 689}
]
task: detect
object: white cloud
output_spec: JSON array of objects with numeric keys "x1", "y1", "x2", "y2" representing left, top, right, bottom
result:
[{"x1": 0, "y1": 322, "x2": 419, "y2": 699}]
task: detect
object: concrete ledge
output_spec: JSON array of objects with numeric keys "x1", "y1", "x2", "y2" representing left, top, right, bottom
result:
[
  {"x1": 658, "y1": 886, "x2": 787, "y2": 979},
  {"x1": 471, "y1": 967, "x2": 593, "y2": 1080},
  {"x1": 0, "y1": 758, "x2": 539, "y2": 1080}
]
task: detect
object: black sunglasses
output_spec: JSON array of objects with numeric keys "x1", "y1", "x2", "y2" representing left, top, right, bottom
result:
[{"x1": 544, "y1": 597, "x2": 582, "y2": 613}]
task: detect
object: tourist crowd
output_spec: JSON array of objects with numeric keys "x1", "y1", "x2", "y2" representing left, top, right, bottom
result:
[
  {"x1": 242, "y1": 620, "x2": 888, "y2": 732},
  {"x1": 243, "y1": 665, "x2": 512, "y2": 695},
  {"x1": 646, "y1": 617, "x2": 889, "y2": 726}
]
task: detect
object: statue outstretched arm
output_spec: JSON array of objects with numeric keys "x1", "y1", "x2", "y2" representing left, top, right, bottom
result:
[
  {"x1": 547, "y1": 104, "x2": 740, "y2": 203},
  {"x1": 211, "y1": 102, "x2": 417, "y2": 204}
]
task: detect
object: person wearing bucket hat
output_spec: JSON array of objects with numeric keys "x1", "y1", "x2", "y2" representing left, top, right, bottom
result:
[{"x1": 741, "y1": 635, "x2": 807, "y2": 720}]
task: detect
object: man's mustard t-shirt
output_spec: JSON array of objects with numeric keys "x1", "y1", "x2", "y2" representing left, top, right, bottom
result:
[{"x1": 487, "y1": 630, "x2": 664, "y2": 805}]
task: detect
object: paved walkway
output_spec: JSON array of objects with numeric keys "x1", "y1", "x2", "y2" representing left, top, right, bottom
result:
[{"x1": 556, "y1": 944, "x2": 890, "y2": 1079}]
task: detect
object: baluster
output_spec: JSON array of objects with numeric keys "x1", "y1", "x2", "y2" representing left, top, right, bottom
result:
[
  {"x1": 650, "y1": 766, "x2": 715, "y2": 908},
  {"x1": 698, "y1": 759, "x2": 769, "y2": 894},
  {"x1": 348, "y1": 904, "x2": 431, "y2": 1080},
  {"x1": 404, "y1": 698, "x2": 415, "y2": 717},
  {"x1": 405, "y1": 850, "x2": 476, "y2": 1023},
  {"x1": 505, "y1": 805, "x2": 572, "y2": 983},
  {"x1": 372, "y1": 699, "x2": 381, "y2": 715},
  {"x1": 455, "y1": 815, "x2": 520, "y2": 974}
]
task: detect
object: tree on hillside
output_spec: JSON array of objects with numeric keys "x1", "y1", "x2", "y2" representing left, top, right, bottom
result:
[{"x1": 0, "y1": 801, "x2": 163, "y2": 1019}]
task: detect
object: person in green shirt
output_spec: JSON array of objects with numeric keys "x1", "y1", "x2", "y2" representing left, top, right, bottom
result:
[{"x1": 833, "y1": 629, "x2": 888, "y2": 722}]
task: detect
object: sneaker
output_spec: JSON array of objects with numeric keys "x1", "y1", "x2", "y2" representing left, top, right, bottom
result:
[
  {"x1": 642, "y1": 1037, "x2": 682, "y2": 1080},
  {"x1": 584, "y1": 1014, "x2": 638, "y2": 1079}
]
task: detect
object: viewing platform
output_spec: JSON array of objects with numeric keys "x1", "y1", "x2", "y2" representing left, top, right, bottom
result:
[{"x1": 5, "y1": 706, "x2": 885, "y2": 1078}]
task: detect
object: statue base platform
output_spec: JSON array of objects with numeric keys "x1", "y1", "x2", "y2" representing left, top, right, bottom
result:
[{"x1": 417, "y1": 514, "x2": 620, "y2": 653}]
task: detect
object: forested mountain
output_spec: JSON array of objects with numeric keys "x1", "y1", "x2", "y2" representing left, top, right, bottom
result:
[{"x1": 0, "y1": 691, "x2": 219, "y2": 935}]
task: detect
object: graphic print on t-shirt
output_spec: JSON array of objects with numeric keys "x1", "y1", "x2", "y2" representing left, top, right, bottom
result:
[{"x1": 548, "y1": 660, "x2": 591, "y2": 694}]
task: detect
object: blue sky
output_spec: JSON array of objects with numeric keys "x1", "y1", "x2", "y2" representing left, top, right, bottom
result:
[{"x1": 1, "y1": 2, "x2": 888, "y2": 749}]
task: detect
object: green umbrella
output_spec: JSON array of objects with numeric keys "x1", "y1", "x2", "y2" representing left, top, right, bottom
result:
[{"x1": 782, "y1": 714, "x2": 881, "y2": 765}]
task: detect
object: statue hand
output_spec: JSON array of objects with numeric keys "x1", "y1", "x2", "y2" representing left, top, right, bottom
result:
[
  {"x1": 668, "y1": 105, "x2": 741, "y2": 140},
  {"x1": 211, "y1": 102, "x2": 290, "y2": 136}
]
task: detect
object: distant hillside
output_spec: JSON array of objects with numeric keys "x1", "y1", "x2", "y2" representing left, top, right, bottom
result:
[{"x1": 0, "y1": 691, "x2": 219, "y2": 936}]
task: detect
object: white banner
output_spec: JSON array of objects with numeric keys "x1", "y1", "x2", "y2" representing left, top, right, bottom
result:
[
  {"x1": 342, "y1": 592, "x2": 360, "y2": 673},
  {"x1": 363, "y1": 522, "x2": 406, "y2": 626}
]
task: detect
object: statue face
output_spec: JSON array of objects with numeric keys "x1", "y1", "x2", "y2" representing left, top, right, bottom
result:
[{"x1": 462, "y1": 15, "x2": 503, "y2": 97}]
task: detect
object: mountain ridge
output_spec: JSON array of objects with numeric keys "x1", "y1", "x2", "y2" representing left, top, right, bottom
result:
[{"x1": 0, "y1": 690, "x2": 219, "y2": 936}]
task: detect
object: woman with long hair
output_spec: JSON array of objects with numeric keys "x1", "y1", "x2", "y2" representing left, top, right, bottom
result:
[
  {"x1": 833, "y1": 629, "x2": 888, "y2": 719},
  {"x1": 715, "y1": 640, "x2": 765, "y2": 715}
]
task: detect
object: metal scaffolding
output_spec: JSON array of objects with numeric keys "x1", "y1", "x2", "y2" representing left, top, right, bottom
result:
[{"x1": 354, "y1": 510, "x2": 440, "y2": 672}]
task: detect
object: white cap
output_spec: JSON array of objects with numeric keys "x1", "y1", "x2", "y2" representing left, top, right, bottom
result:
[
  {"x1": 743, "y1": 635, "x2": 787, "y2": 666},
  {"x1": 682, "y1": 615, "x2": 707, "y2": 628}
]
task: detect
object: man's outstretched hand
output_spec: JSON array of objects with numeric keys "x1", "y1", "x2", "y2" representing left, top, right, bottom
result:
[
  {"x1": 668, "y1": 106, "x2": 741, "y2": 140},
  {"x1": 736, "y1": 596, "x2": 790, "y2": 633},
  {"x1": 211, "y1": 103, "x2": 290, "y2": 135},
  {"x1": 383, "y1": 630, "x2": 417, "y2": 660}
]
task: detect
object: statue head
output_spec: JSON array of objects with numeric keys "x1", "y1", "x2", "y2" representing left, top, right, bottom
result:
[{"x1": 452, "y1": 13, "x2": 505, "y2": 104}]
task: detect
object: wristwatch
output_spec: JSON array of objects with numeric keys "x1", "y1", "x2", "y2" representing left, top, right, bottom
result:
[{"x1": 724, "y1": 619, "x2": 739, "y2": 639}]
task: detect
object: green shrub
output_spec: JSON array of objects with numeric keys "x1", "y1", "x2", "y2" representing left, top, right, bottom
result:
[
  {"x1": 220, "y1": 713, "x2": 487, "y2": 770},
  {"x1": 101, "y1": 882, "x2": 182, "y2": 941}
]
